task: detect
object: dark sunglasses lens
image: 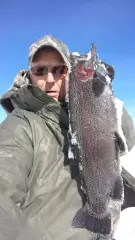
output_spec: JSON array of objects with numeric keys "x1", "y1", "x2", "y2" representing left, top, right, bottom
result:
[
  {"x1": 52, "y1": 66, "x2": 68, "y2": 76},
  {"x1": 31, "y1": 66, "x2": 48, "y2": 76}
]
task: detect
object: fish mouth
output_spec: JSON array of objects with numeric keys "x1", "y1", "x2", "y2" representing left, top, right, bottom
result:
[{"x1": 74, "y1": 66, "x2": 94, "y2": 81}]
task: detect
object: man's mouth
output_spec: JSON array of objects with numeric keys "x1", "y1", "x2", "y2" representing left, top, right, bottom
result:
[
  {"x1": 46, "y1": 91, "x2": 57, "y2": 93},
  {"x1": 46, "y1": 91, "x2": 58, "y2": 97}
]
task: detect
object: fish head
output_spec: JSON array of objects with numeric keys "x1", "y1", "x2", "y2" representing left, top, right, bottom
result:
[
  {"x1": 70, "y1": 44, "x2": 113, "y2": 96},
  {"x1": 70, "y1": 44, "x2": 97, "y2": 82}
]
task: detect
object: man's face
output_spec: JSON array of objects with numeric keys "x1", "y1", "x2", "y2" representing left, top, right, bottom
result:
[{"x1": 29, "y1": 48, "x2": 68, "y2": 102}]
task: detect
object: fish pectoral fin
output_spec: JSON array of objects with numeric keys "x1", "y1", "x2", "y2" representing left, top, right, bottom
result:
[
  {"x1": 72, "y1": 207, "x2": 111, "y2": 235},
  {"x1": 110, "y1": 175, "x2": 123, "y2": 200},
  {"x1": 115, "y1": 132, "x2": 127, "y2": 154},
  {"x1": 92, "y1": 77, "x2": 106, "y2": 97}
]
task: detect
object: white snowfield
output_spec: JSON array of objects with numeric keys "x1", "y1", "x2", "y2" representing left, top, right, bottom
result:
[
  {"x1": 121, "y1": 145, "x2": 135, "y2": 189},
  {"x1": 114, "y1": 207, "x2": 135, "y2": 240},
  {"x1": 114, "y1": 146, "x2": 135, "y2": 240}
]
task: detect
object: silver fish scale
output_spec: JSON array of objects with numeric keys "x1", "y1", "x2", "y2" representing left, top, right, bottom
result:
[
  {"x1": 68, "y1": 49, "x2": 124, "y2": 235},
  {"x1": 69, "y1": 68, "x2": 119, "y2": 215}
]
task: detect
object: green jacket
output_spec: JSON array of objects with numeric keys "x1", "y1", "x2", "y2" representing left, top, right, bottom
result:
[{"x1": 0, "y1": 71, "x2": 135, "y2": 240}]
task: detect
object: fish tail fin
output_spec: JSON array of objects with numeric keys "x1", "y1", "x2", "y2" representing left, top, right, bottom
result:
[
  {"x1": 72, "y1": 208, "x2": 111, "y2": 235},
  {"x1": 111, "y1": 175, "x2": 123, "y2": 200}
]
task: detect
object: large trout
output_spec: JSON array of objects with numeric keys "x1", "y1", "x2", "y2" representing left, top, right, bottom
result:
[{"x1": 68, "y1": 45, "x2": 126, "y2": 235}]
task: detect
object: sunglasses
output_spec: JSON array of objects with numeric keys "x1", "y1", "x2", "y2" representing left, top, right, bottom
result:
[{"x1": 30, "y1": 65, "x2": 68, "y2": 77}]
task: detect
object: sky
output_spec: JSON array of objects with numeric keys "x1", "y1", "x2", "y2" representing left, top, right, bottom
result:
[{"x1": 0, "y1": 0, "x2": 135, "y2": 123}]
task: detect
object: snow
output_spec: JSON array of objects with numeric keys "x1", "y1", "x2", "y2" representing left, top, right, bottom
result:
[
  {"x1": 70, "y1": 132, "x2": 78, "y2": 145},
  {"x1": 114, "y1": 146, "x2": 135, "y2": 239},
  {"x1": 114, "y1": 207, "x2": 135, "y2": 240},
  {"x1": 68, "y1": 122, "x2": 80, "y2": 147},
  {"x1": 72, "y1": 52, "x2": 80, "y2": 56},
  {"x1": 68, "y1": 147, "x2": 74, "y2": 159},
  {"x1": 79, "y1": 162, "x2": 83, "y2": 171},
  {"x1": 115, "y1": 98, "x2": 128, "y2": 154},
  {"x1": 121, "y1": 145, "x2": 135, "y2": 181}
]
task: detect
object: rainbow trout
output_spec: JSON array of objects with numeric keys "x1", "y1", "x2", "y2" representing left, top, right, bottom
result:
[{"x1": 68, "y1": 45, "x2": 125, "y2": 235}]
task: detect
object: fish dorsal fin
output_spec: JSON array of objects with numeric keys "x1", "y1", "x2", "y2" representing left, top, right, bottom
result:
[{"x1": 87, "y1": 43, "x2": 97, "y2": 63}]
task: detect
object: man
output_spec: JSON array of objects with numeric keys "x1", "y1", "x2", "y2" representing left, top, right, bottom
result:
[{"x1": 0, "y1": 35, "x2": 135, "y2": 240}]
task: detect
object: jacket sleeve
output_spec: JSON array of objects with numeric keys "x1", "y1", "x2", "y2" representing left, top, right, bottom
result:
[{"x1": 0, "y1": 111, "x2": 37, "y2": 240}]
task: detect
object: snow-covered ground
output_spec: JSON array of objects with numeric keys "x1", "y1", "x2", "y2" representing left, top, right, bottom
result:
[
  {"x1": 114, "y1": 207, "x2": 135, "y2": 240},
  {"x1": 114, "y1": 146, "x2": 135, "y2": 240},
  {"x1": 0, "y1": 107, "x2": 6, "y2": 123},
  {"x1": 121, "y1": 145, "x2": 135, "y2": 188},
  {"x1": 121, "y1": 145, "x2": 135, "y2": 172}
]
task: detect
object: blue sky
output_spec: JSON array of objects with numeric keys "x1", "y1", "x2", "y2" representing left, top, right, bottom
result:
[{"x1": 0, "y1": 0, "x2": 135, "y2": 123}]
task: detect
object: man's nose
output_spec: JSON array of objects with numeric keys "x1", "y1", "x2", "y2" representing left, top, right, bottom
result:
[{"x1": 45, "y1": 72, "x2": 55, "y2": 83}]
